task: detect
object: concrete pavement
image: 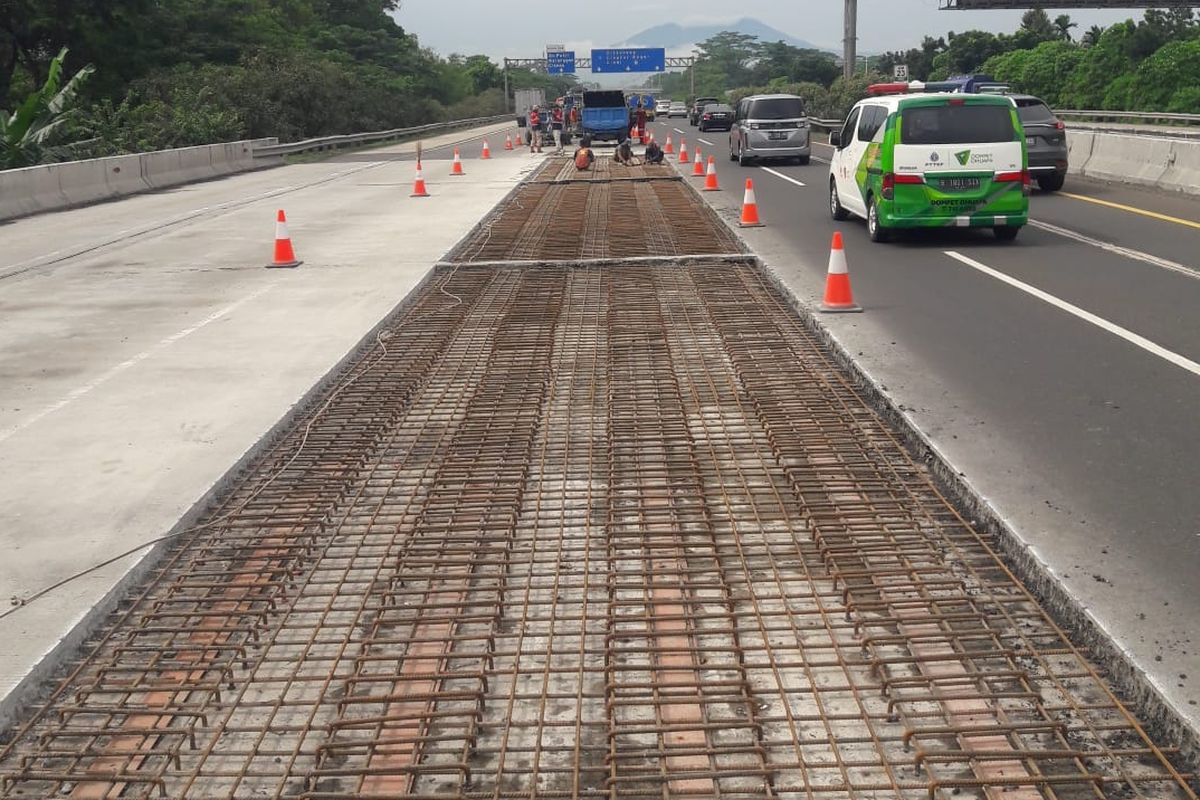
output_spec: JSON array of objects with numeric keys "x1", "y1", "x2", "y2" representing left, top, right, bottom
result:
[
  {"x1": 650, "y1": 116, "x2": 1200, "y2": 756},
  {"x1": 0, "y1": 120, "x2": 537, "y2": 727}
]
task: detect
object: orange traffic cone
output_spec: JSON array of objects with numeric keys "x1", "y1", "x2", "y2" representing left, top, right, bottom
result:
[
  {"x1": 630, "y1": 127, "x2": 638, "y2": 144},
  {"x1": 665, "y1": 136, "x2": 674, "y2": 154},
  {"x1": 821, "y1": 232, "x2": 862, "y2": 312},
  {"x1": 692, "y1": 149, "x2": 705, "y2": 176},
  {"x1": 738, "y1": 179, "x2": 765, "y2": 228},
  {"x1": 678, "y1": 139, "x2": 688, "y2": 164},
  {"x1": 481, "y1": 140, "x2": 492, "y2": 159},
  {"x1": 411, "y1": 162, "x2": 429, "y2": 197},
  {"x1": 703, "y1": 157, "x2": 719, "y2": 191},
  {"x1": 451, "y1": 148, "x2": 465, "y2": 176},
  {"x1": 266, "y1": 209, "x2": 302, "y2": 268},
  {"x1": 504, "y1": 134, "x2": 514, "y2": 151}
]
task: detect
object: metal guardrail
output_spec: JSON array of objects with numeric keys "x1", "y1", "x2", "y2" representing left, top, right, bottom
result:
[
  {"x1": 1055, "y1": 109, "x2": 1200, "y2": 125},
  {"x1": 252, "y1": 114, "x2": 511, "y2": 157},
  {"x1": 810, "y1": 118, "x2": 842, "y2": 132}
]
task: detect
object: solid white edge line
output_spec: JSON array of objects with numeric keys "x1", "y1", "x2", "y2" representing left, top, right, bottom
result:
[
  {"x1": 760, "y1": 167, "x2": 807, "y2": 188},
  {"x1": 697, "y1": 138, "x2": 714, "y2": 146},
  {"x1": 1029, "y1": 219, "x2": 1199, "y2": 282},
  {"x1": 945, "y1": 250, "x2": 1200, "y2": 378}
]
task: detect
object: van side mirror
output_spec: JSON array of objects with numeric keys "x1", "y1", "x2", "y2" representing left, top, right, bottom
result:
[{"x1": 829, "y1": 131, "x2": 841, "y2": 148}]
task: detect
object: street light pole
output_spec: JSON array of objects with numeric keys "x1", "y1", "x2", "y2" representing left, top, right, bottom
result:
[{"x1": 843, "y1": 0, "x2": 858, "y2": 80}]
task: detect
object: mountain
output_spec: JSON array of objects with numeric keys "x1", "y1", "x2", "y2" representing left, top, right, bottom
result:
[{"x1": 619, "y1": 18, "x2": 833, "y2": 53}]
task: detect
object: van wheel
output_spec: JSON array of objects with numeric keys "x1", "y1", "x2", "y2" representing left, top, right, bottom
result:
[
  {"x1": 738, "y1": 146, "x2": 753, "y2": 167},
  {"x1": 994, "y1": 225, "x2": 1020, "y2": 241},
  {"x1": 830, "y1": 180, "x2": 850, "y2": 221},
  {"x1": 867, "y1": 196, "x2": 889, "y2": 242},
  {"x1": 1038, "y1": 173, "x2": 1065, "y2": 192},
  {"x1": 796, "y1": 155, "x2": 811, "y2": 166}
]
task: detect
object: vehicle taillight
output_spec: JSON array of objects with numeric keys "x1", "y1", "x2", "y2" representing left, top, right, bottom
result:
[
  {"x1": 881, "y1": 173, "x2": 922, "y2": 199},
  {"x1": 703, "y1": 113, "x2": 711, "y2": 120},
  {"x1": 1055, "y1": 120, "x2": 1065, "y2": 130},
  {"x1": 995, "y1": 170, "x2": 1032, "y2": 194}
]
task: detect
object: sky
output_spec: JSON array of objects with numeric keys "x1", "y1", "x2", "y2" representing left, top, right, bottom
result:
[{"x1": 394, "y1": 0, "x2": 1142, "y2": 60}]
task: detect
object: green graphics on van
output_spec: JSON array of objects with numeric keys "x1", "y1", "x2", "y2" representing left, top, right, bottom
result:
[{"x1": 840, "y1": 94, "x2": 1029, "y2": 235}]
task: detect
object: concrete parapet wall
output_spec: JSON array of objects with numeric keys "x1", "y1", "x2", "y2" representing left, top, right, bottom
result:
[
  {"x1": 0, "y1": 139, "x2": 280, "y2": 221},
  {"x1": 1068, "y1": 130, "x2": 1200, "y2": 196}
]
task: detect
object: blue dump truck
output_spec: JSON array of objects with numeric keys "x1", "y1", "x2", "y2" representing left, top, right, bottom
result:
[{"x1": 581, "y1": 90, "x2": 630, "y2": 143}]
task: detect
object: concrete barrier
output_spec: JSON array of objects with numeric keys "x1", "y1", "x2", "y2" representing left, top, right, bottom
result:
[
  {"x1": 0, "y1": 138, "x2": 280, "y2": 222},
  {"x1": 1161, "y1": 139, "x2": 1200, "y2": 194},
  {"x1": 1068, "y1": 131, "x2": 1200, "y2": 196},
  {"x1": 1065, "y1": 130, "x2": 1095, "y2": 174},
  {"x1": 0, "y1": 164, "x2": 67, "y2": 219}
]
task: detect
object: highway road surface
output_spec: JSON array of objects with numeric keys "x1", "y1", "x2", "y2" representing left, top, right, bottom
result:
[{"x1": 652, "y1": 116, "x2": 1199, "y2": 742}]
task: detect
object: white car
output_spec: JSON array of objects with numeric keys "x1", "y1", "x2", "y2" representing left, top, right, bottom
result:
[{"x1": 667, "y1": 102, "x2": 688, "y2": 118}]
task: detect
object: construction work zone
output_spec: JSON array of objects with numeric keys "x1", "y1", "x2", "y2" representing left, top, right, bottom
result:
[{"x1": 0, "y1": 156, "x2": 1194, "y2": 800}]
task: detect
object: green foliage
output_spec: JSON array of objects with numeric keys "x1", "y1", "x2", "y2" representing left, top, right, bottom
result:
[
  {"x1": 982, "y1": 41, "x2": 1083, "y2": 106},
  {"x1": 876, "y1": 37, "x2": 947, "y2": 82},
  {"x1": 729, "y1": 74, "x2": 882, "y2": 121},
  {"x1": 1, "y1": 47, "x2": 93, "y2": 168},
  {"x1": 1124, "y1": 39, "x2": 1200, "y2": 111},
  {"x1": 2, "y1": 0, "x2": 508, "y2": 162},
  {"x1": 650, "y1": 31, "x2": 841, "y2": 103}
]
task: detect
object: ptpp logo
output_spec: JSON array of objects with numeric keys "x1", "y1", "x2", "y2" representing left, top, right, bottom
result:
[{"x1": 955, "y1": 150, "x2": 971, "y2": 166}]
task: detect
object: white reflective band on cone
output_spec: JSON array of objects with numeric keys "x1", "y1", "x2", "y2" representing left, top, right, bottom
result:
[
  {"x1": 276, "y1": 221, "x2": 289, "y2": 239},
  {"x1": 743, "y1": 187, "x2": 757, "y2": 204},
  {"x1": 827, "y1": 247, "x2": 849, "y2": 276}
]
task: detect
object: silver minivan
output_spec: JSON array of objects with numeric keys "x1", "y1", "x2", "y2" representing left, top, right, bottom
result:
[{"x1": 729, "y1": 94, "x2": 811, "y2": 166}]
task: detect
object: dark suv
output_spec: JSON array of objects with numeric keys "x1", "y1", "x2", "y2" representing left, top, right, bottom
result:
[
  {"x1": 689, "y1": 97, "x2": 719, "y2": 126},
  {"x1": 1011, "y1": 94, "x2": 1067, "y2": 192}
]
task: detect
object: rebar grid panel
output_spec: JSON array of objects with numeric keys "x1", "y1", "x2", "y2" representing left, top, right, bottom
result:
[
  {"x1": 0, "y1": 264, "x2": 1193, "y2": 800},
  {"x1": 451, "y1": 177, "x2": 739, "y2": 262}
]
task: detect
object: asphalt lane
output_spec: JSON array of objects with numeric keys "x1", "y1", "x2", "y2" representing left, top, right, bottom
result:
[{"x1": 649, "y1": 116, "x2": 1200, "y2": 730}]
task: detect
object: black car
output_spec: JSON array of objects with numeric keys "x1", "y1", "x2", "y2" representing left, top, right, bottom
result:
[
  {"x1": 698, "y1": 103, "x2": 734, "y2": 132},
  {"x1": 689, "y1": 96, "x2": 719, "y2": 126},
  {"x1": 1011, "y1": 94, "x2": 1068, "y2": 192}
]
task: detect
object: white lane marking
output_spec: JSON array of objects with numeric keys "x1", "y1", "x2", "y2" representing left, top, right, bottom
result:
[
  {"x1": 673, "y1": 127, "x2": 685, "y2": 134},
  {"x1": 1030, "y1": 219, "x2": 1199, "y2": 282},
  {"x1": 0, "y1": 285, "x2": 273, "y2": 445},
  {"x1": 760, "y1": 167, "x2": 807, "y2": 188},
  {"x1": 945, "y1": 251, "x2": 1200, "y2": 378},
  {"x1": 698, "y1": 138, "x2": 715, "y2": 146}
]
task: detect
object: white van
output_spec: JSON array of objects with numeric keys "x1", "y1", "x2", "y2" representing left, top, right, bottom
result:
[{"x1": 828, "y1": 90, "x2": 1030, "y2": 242}]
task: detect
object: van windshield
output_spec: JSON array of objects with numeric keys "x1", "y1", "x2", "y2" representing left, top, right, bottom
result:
[
  {"x1": 900, "y1": 104, "x2": 1014, "y2": 145},
  {"x1": 748, "y1": 97, "x2": 805, "y2": 119}
]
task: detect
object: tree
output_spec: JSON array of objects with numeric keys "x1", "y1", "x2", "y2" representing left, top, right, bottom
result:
[
  {"x1": 983, "y1": 41, "x2": 1083, "y2": 106},
  {"x1": 1082, "y1": 26, "x2": 1106, "y2": 48},
  {"x1": 1020, "y1": 9, "x2": 1057, "y2": 43},
  {"x1": 694, "y1": 31, "x2": 760, "y2": 89},
  {"x1": 1054, "y1": 15, "x2": 1077, "y2": 42},
  {"x1": 751, "y1": 41, "x2": 839, "y2": 88},
  {"x1": 930, "y1": 30, "x2": 1006, "y2": 79},
  {"x1": 1124, "y1": 38, "x2": 1200, "y2": 112},
  {"x1": 2, "y1": 48, "x2": 93, "y2": 168}
]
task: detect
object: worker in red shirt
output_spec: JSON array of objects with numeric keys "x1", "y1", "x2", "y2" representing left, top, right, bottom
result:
[
  {"x1": 528, "y1": 105, "x2": 543, "y2": 153},
  {"x1": 635, "y1": 101, "x2": 647, "y2": 144}
]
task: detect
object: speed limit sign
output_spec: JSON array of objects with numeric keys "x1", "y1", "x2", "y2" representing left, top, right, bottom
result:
[{"x1": 894, "y1": 64, "x2": 909, "y2": 80}]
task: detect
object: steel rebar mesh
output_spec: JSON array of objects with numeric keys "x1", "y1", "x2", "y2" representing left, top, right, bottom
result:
[{"x1": 0, "y1": 186, "x2": 1192, "y2": 800}]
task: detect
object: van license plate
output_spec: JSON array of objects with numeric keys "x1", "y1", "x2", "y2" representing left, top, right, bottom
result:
[
  {"x1": 768, "y1": 131, "x2": 788, "y2": 140},
  {"x1": 1026, "y1": 136, "x2": 1036, "y2": 145},
  {"x1": 938, "y1": 177, "x2": 981, "y2": 191}
]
